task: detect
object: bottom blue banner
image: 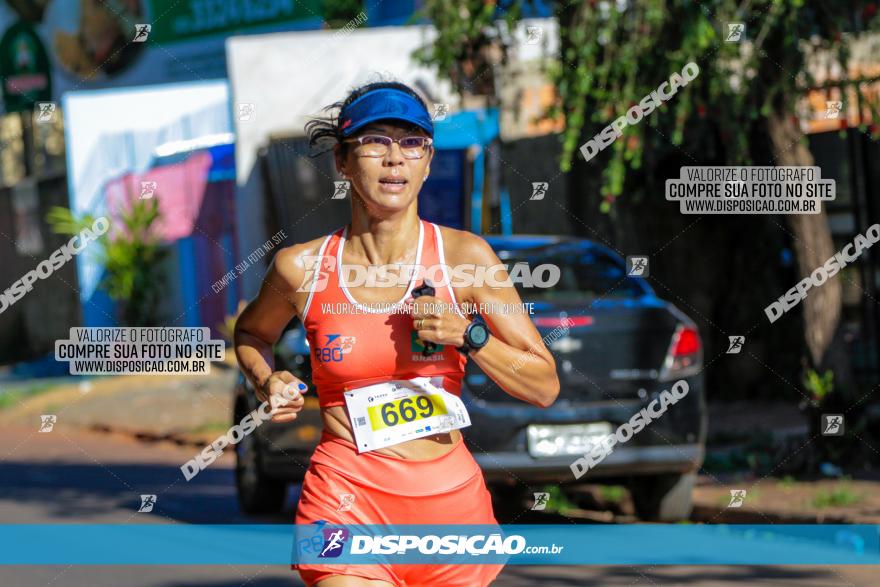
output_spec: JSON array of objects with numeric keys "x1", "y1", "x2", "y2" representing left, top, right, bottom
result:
[{"x1": 1, "y1": 524, "x2": 878, "y2": 565}]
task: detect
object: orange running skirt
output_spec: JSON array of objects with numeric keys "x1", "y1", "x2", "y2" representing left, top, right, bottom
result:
[{"x1": 293, "y1": 431, "x2": 504, "y2": 586}]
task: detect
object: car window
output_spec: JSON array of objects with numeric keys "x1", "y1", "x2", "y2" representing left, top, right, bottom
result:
[{"x1": 504, "y1": 250, "x2": 648, "y2": 302}]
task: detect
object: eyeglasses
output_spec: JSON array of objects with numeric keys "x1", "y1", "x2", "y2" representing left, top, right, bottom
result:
[{"x1": 343, "y1": 135, "x2": 433, "y2": 159}]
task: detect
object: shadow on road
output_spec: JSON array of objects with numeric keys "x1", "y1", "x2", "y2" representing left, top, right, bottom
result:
[
  {"x1": 0, "y1": 460, "x2": 301, "y2": 524},
  {"x1": 498, "y1": 565, "x2": 862, "y2": 586}
]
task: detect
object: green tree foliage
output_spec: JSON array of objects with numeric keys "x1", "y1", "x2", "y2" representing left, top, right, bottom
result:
[
  {"x1": 417, "y1": 0, "x2": 880, "y2": 371},
  {"x1": 419, "y1": 0, "x2": 879, "y2": 204},
  {"x1": 47, "y1": 198, "x2": 167, "y2": 326}
]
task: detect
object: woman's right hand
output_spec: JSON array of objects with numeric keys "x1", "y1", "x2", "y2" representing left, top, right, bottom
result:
[{"x1": 259, "y1": 371, "x2": 309, "y2": 423}]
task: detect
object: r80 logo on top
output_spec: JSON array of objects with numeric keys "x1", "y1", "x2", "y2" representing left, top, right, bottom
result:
[{"x1": 315, "y1": 334, "x2": 357, "y2": 363}]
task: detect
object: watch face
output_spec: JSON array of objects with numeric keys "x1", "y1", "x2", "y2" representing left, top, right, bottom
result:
[{"x1": 470, "y1": 324, "x2": 489, "y2": 346}]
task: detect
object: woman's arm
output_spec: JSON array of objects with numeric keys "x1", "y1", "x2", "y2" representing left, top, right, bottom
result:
[
  {"x1": 411, "y1": 230, "x2": 560, "y2": 408},
  {"x1": 234, "y1": 245, "x2": 313, "y2": 421}
]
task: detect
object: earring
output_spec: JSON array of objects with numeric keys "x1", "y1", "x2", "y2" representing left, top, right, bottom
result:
[{"x1": 424, "y1": 175, "x2": 429, "y2": 180}]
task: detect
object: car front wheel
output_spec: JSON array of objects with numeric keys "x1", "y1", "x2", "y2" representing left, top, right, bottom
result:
[
  {"x1": 235, "y1": 422, "x2": 287, "y2": 514},
  {"x1": 629, "y1": 472, "x2": 695, "y2": 521}
]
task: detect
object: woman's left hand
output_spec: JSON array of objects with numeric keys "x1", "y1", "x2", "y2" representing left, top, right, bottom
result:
[{"x1": 407, "y1": 295, "x2": 470, "y2": 347}]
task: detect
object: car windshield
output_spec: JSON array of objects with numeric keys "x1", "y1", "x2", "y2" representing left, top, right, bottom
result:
[{"x1": 500, "y1": 249, "x2": 648, "y2": 302}]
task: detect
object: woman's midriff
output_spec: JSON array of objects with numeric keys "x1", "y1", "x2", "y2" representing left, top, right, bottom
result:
[{"x1": 321, "y1": 405, "x2": 462, "y2": 460}]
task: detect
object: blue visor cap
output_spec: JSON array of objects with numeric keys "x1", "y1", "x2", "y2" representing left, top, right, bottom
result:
[{"x1": 339, "y1": 88, "x2": 434, "y2": 138}]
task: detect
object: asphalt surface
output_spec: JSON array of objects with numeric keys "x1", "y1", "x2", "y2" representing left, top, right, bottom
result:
[{"x1": 0, "y1": 424, "x2": 876, "y2": 586}]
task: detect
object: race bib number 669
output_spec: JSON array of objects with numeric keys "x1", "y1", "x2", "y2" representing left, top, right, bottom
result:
[
  {"x1": 368, "y1": 393, "x2": 447, "y2": 430},
  {"x1": 344, "y1": 378, "x2": 471, "y2": 453}
]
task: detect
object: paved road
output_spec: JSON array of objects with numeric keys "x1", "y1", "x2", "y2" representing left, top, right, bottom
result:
[{"x1": 0, "y1": 425, "x2": 875, "y2": 586}]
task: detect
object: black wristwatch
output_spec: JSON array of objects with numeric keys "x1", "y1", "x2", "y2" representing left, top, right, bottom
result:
[{"x1": 458, "y1": 314, "x2": 491, "y2": 355}]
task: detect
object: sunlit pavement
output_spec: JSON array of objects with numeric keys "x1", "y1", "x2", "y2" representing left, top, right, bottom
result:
[{"x1": 0, "y1": 425, "x2": 875, "y2": 586}]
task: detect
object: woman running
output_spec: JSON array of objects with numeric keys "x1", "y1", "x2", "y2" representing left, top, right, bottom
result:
[{"x1": 234, "y1": 80, "x2": 560, "y2": 587}]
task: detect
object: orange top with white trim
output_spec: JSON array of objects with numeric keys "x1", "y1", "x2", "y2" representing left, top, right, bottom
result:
[{"x1": 302, "y1": 220, "x2": 468, "y2": 408}]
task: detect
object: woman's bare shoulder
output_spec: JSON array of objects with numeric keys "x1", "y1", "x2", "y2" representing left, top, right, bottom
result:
[
  {"x1": 269, "y1": 234, "x2": 333, "y2": 291},
  {"x1": 436, "y1": 225, "x2": 500, "y2": 267}
]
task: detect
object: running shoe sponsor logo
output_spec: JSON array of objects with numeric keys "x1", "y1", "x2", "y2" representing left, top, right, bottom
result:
[
  {"x1": 319, "y1": 528, "x2": 350, "y2": 558},
  {"x1": 315, "y1": 334, "x2": 356, "y2": 363}
]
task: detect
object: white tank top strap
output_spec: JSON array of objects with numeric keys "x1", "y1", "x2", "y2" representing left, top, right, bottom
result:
[
  {"x1": 300, "y1": 230, "x2": 337, "y2": 323},
  {"x1": 430, "y1": 221, "x2": 469, "y2": 320}
]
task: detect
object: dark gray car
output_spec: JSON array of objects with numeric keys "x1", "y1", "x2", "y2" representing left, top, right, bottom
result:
[{"x1": 233, "y1": 236, "x2": 707, "y2": 521}]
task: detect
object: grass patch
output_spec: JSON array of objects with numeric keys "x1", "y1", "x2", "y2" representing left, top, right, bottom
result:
[
  {"x1": 779, "y1": 475, "x2": 797, "y2": 489},
  {"x1": 539, "y1": 484, "x2": 578, "y2": 513},
  {"x1": 812, "y1": 482, "x2": 862, "y2": 509},
  {"x1": 599, "y1": 485, "x2": 627, "y2": 504},
  {"x1": 190, "y1": 421, "x2": 231, "y2": 435},
  {"x1": 0, "y1": 383, "x2": 58, "y2": 410}
]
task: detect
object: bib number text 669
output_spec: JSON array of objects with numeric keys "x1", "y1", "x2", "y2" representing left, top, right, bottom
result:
[{"x1": 368, "y1": 394, "x2": 448, "y2": 430}]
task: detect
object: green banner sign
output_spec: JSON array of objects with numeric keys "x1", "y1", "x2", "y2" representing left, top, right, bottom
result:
[
  {"x1": 148, "y1": 0, "x2": 322, "y2": 43},
  {"x1": 0, "y1": 21, "x2": 52, "y2": 113}
]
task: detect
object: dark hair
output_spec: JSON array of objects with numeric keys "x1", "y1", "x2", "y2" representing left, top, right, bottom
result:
[{"x1": 305, "y1": 79, "x2": 430, "y2": 157}]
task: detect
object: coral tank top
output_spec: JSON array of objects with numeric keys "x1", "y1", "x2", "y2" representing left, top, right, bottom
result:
[{"x1": 301, "y1": 219, "x2": 468, "y2": 408}]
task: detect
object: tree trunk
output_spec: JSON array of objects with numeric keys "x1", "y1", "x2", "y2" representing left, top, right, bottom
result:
[{"x1": 766, "y1": 112, "x2": 843, "y2": 372}]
